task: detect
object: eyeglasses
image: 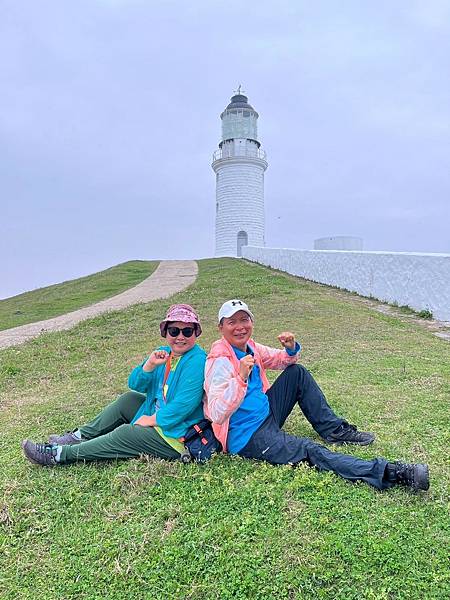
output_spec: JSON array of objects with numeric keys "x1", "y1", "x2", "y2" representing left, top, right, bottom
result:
[{"x1": 167, "y1": 326, "x2": 195, "y2": 338}]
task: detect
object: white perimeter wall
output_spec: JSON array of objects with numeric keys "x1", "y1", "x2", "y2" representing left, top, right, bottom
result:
[{"x1": 242, "y1": 246, "x2": 450, "y2": 322}]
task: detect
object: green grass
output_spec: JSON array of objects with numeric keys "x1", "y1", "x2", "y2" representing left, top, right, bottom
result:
[
  {"x1": 394, "y1": 303, "x2": 427, "y2": 317},
  {"x1": 0, "y1": 260, "x2": 158, "y2": 331},
  {"x1": 0, "y1": 258, "x2": 448, "y2": 599}
]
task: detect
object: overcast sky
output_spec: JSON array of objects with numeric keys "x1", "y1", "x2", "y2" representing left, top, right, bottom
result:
[{"x1": 1, "y1": 0, "x2": 449, "y2": 299}]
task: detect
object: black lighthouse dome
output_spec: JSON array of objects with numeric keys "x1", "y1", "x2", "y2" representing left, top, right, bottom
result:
[{"x1": 225, "y1": 94, "x2": 256, "y2": 112}]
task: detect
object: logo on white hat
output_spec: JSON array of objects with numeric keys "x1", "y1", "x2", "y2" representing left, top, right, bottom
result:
[{"x1": 218, "y1": 299, "x2": 254, "y2": 323}]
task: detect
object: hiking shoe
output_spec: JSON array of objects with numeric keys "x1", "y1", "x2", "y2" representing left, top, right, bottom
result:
[
  {"x1": 386, "y1": 462, "x2": 430, "y2": 491},
  {"x1": 48, "y1": 431, "x2": 81, "y2": 445},
  {"x1": 325, "y1": 423, "x2": 375, "y2": 446},
  {"x1": 22, "y1": 440, "x2": 58, "y2": 466}
]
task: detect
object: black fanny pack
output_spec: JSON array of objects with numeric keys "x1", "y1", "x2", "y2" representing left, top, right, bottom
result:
[{"x1": 180, "y1": 419, "x2": 222, "y2": 463}]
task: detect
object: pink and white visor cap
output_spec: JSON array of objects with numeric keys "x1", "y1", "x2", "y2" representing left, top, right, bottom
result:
[
  {"x1": 159, "y1": 304, "x2": 202, "y2": 337},
  {"x1": 218, "y1": 299, "x2": 254, "y2": 323}
]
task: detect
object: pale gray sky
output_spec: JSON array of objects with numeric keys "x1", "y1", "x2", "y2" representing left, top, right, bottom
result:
[{"x1": 1, "y1": 0, "x2": 449, "y2": 298}]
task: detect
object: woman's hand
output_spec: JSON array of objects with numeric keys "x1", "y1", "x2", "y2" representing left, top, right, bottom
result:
[
  {"x1": 239, "y1": 355, "x2": 255, "y2": 382},
  {"x1": 143, "y1": 350, "x2": 170, "y2": 372},
  {"x1": 277, "y1": 332, "x2": 296, "y2": 351},
  {"x1": 134, "y1": 415, "x2": 157, "y2": 427}
]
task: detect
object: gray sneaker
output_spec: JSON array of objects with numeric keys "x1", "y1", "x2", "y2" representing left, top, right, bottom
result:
[
  {"x1": 48, "y1": 431, "x2": 81, "y2": 445},
  {"x1": 22, "y1": 440, "x2": 58, "y2": 466}
]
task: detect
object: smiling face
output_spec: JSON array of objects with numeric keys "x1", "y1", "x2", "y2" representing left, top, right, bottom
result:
[
  {"x1": 219, "y1": 310, "x2": 254, "y2": 351},
  {"x1": 165, "y1": 321, "x2": 197, "y2": 356}
]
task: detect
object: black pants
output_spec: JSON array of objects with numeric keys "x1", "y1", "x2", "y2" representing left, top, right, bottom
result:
[{"x1": 238, "y1": 365, "x2": 391, "y2": 490}]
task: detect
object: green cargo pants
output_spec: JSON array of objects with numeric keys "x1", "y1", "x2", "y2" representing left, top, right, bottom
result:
[{"x1": 60, "y1": 391, "x2": 181, "y2": 463}]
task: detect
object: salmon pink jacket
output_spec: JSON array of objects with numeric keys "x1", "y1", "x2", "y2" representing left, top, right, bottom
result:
[{"x1": 204, "y1": 337, "x2": 299, "y2": 452}]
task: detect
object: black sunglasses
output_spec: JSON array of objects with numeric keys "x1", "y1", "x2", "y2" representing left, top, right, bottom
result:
[{"x1": 167, "y1": 326, "x2": 195, "y2": 338}]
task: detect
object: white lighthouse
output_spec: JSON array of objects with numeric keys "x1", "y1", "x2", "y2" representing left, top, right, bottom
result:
[{"x1": 212, "y1": 88, "x2": 268, "y2": 257}]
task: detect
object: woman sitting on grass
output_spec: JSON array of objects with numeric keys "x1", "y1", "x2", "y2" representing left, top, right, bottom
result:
[{"x1": 22, "y1": 304, "x2": 206, "y2": 466}]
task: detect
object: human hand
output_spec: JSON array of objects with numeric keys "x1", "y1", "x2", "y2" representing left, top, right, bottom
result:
[
  {"x1": 134, "y1": 415, "x2": 156, "y2": 427},
  {"x1": 143, "y1": 350, "x2": 170, "y2": 372},
  {"x1": 277, "y1": 332, "x2": 296, "y2": 351},
  {"x1": 239, "y1": 354, "x2": 255, "y2": 381}
]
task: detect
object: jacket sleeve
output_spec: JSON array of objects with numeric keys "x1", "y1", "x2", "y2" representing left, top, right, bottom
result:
[
  {"x1": 255, "y1": 341, "x2": 300, "y2": 371},
  {"x1": 204, "y1": 356, "x2": 248, "y2": 424},
  {"x1": 155, "y1": 355, "x2": 205, "y2": 429},
  {"x1": 128, "y1": 359, "x2": 157, "y2": 393}
]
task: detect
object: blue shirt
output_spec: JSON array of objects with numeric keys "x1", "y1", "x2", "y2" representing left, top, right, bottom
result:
[
  {"x1": 227, "y1": 343, "x2": 301, "y2": 454},
  {"x1": 227, "y1": 345, "x2": 270, "y2": 454}
]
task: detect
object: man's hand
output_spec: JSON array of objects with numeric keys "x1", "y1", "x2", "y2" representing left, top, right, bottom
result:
[
  {"x1": 239, "y1": 355, "x2": 255, "y2": 382},
  {"x1": 143, "y1": 350, "x2": 170, "y2": 372},
  {"x1": 277, "y1": 332, "x2": 296, "y2": 351},
  {"x1": 134, "y1": 414, "x2": 157, "y2": 427}
]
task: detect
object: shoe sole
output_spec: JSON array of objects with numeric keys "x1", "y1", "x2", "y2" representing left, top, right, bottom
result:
[{"x1": 413, "y1": 464, "x2": 430, "y2": 491}]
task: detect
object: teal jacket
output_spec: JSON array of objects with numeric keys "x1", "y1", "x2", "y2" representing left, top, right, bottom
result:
[{"x1": 128, "y1": 344, "x2": 206, "y2": 439}]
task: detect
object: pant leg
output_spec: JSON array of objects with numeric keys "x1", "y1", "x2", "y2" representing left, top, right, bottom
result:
[
  {"x1": 267, "y1": 364, "x2": 344, "y2": 438},
  {"x1": 60, "y1": 424, "x2": 180, "y2": 463},
  {"x1": 238, "y1": 415, "x2": 390, "y2": 490},
  {"x1": 79, "y1": 391, "x2": 146, "y2": 440}
]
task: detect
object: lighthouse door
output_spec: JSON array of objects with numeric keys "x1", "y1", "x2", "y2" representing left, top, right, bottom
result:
[{"x1": 237, "y1": 231, "x2": 248, "y2": 257}]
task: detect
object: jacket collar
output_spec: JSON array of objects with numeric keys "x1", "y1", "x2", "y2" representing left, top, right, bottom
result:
[{"x1": 208, "y1": 337, "x2": 256, "y2": 360}]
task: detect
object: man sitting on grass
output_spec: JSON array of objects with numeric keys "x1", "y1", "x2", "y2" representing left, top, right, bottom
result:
[{"x1": 204, "y1": 299, "x2": 429, "y2": 491}]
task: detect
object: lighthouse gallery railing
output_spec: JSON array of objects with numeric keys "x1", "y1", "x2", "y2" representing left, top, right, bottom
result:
[{"x1": 212, "y1": 147, "x2": 267, "y2": 161}]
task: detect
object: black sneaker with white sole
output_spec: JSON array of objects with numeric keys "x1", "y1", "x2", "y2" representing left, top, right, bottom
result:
[{"x1": 325, "y1": 423, "x2": 375, "y2": 446}]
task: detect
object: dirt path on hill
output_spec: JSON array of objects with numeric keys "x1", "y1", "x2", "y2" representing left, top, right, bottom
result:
[{"x1": 0, "y1": 260, "x2": 198, "y2": 350}]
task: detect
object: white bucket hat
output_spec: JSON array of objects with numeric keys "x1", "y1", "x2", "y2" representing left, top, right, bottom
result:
[{"x1": 218, "y1": 299, "x2": 254, "y2": 323}]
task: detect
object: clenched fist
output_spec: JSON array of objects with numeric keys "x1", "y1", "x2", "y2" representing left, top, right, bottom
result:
[
  {"x1": 277, "y1": 332, "x2": 296, "y2": 351},
  {"x1": 239, "y1": 354, "x2": 255, "y2": 382},
  {"x1": 143, "y1": 349, "x2": 170, "y2": 372}
]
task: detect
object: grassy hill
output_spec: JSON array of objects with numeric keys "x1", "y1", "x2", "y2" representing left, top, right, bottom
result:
[
  {"x1": 0, "y1": 258, "x2": 448, "y2": 599},
  {"x1": 0, "y1": 260, "x2": 158, "y2": 331}
]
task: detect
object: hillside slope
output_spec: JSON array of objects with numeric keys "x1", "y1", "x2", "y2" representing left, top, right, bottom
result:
[
  {"x1": 0, "y1": 258, "x2": 448, "y2": 599},
  {"x1": 0, "y1": 260, "x2": 158, "y2": 331}
]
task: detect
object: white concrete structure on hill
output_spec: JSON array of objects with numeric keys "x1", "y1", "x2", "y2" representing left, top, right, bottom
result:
[
  {"x1": 243, "y1": 246, "x2": 450, "y2": 322},
  {"x1": 314, "y1": 236, "x2": 363, "y2": 250},
  {"x1": 212, "y1": 88, "x2": 268, "y2": 257}
]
